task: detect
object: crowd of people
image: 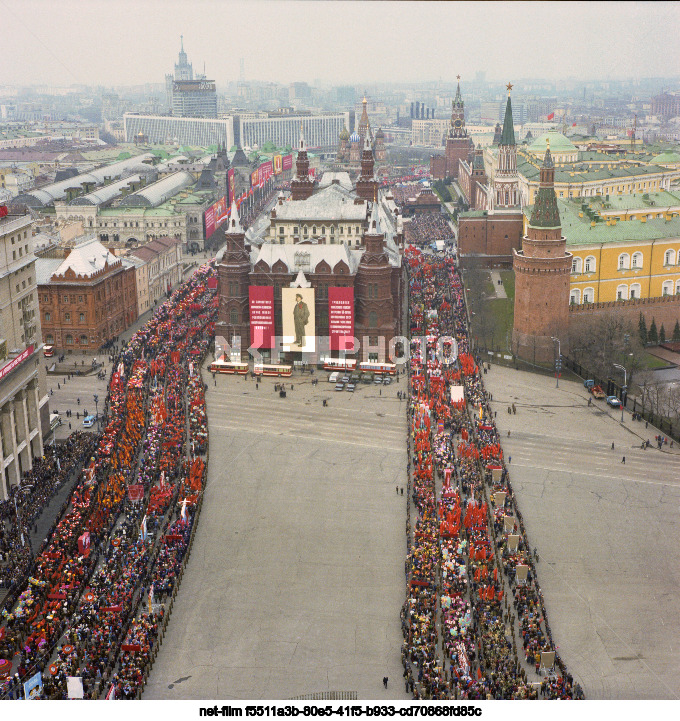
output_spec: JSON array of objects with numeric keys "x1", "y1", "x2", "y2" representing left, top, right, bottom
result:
[
  {"x1": 0, "y1": 433, "x2": 97, "y2": 595},
  {"x1": 404, "y1": 214, "x2": 454, "y2": 247},
  {"x1": 0, "y1": 261, "x2": 218, "y2": 699},
  {"x1": 401, "y1": 246, "x2": 582, "y2": 700}
]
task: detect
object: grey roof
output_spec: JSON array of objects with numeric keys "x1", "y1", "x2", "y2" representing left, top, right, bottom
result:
[
  {"x1": 254, "y1": 242, "x2": 362, "y2": 274},
  {"x1": 16, "y1": 153, "x2": 155, "y2": 207},
  {"x1": 318, "y1": 171, "x2": 353, "y2": 191},
  {"x1": 120, "y1": 171, "x2": 194, "y2": 207},
  {"x1": 69, "y1": 174, "x2": 143, "y2": 206},
  {"x1": 274, "y1": 184, "x2": 367, "y2": 222},
  {"x1": 35, "y1": 257, "x2": 64, "y2": 285}
]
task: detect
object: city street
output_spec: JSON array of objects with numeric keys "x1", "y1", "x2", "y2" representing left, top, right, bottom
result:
[
  {"x1": 483, "y1": 363, "x2": 680, "y2": 700},
  {"x1": 145, "y1": 366, "x2": 410, "y2": 700}
]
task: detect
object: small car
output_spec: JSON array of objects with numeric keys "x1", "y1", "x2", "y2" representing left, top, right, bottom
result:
[
  {"x1": 341, "y1": 375, "x2": 350, "y2": 384},
  {"x1": 606, "y1": 396, "x2": 622, "y2": 408},
  {"x1": 335, "y1": 382, "x2": 345, "y2": 391},
  {"x1": 383, "y1": 377, "x2": 392, "y2": 385},
  {"x1": 82, "y1": 415, "x2": 96, "y2": 428},
  {"x1": 346, "y1": 383, "x2": 355, "y2": 392}
]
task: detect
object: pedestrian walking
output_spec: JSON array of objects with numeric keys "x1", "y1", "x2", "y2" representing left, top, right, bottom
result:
[
  {"x1": 621, "y1": 456, "x2": 626, "y2": 464},
  {"x1": 611, "y1": 442, "x2": 614, "y2": 450},
  {"x1": 383, "y1": 676, "x2": 388, "y2": 689}
]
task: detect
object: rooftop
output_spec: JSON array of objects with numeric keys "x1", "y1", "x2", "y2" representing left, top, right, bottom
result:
[
  {"x1": 273, "y1": 184, "x2": 368, "y2": 222},
  {"x1": 523, "y1": 198, "x2": 680, "y2": 246}
]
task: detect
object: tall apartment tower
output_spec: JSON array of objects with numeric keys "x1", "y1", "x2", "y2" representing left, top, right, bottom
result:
[{"x1": 512, "y1": 141, "x2": 572, "y2": 363}]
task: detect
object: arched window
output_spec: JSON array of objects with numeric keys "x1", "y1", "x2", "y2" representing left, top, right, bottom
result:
[
  {"x1": 662, "y1": 280, "x2": 673, "y2": 296},
  {"x1": 229, "y1": 308, "x2": 238, "y2": 324},
  {"x1": 630, "y1": 283, "x2": 641, "y2": 299},
  {"x1": 570, "y1": 288, "x2": 581, "y2": 304},
  {"x1": 616, "y1": 284, "x2": 628, "y2": 300},
  {"x1": 618, "y1": 253, "x2": 630, "y2": 270},
  {"x1": 65, "y1": 334, "x2": 74, "y2": 345},
  {"x1": 368, "y1": 311, "x2": 378, "y2": 328},
  {"x1": 584, "y1": 255, "x2": 596, "y2": 273},
  {"x1": 303, "y1": 225, "x2": 308, "y2": 235},
  {"x1": 312, "y1": 225, "x2": 317, "y2": 235},
  {"x1": 321, "y1": 226, "x2": 326, "y2": 235},
  {"x1": 631, "y1": 252, "x2": 643, "y2": 269},
  {"x1": 45, "y1": 334, "x2": 54, "y2": 344},
  {"x1": 676, "y1": 280, "x2": 680, "y2": 295},
  {"x1": 571, "y1": 257, "x2": 582, "y2": 274},
  {"x1": 80, "y1": 334, "x2": 88, "y2": 345},
  {"x1": 664, "y1": 249, "x2": 676, "y2": 266},
  {"x1": 583, "y1": 287, "x2": 594, "y2": 304}
]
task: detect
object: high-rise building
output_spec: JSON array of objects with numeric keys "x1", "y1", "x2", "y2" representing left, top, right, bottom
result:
[
  {"x1": 165, "y1": 37, "x2": 217, "y2": 118},
  {"x1": 172, "y1": 79, "x2": 218, "y2": 118},
  {"x1": 0, "y1": 207, "x2": 49, "y2": 498}
]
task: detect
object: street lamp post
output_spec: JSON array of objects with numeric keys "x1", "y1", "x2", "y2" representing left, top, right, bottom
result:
[
  {"x1": 613, "y1": 363, "x2": 627, "y2": 422},
  {"x1": 551, "y1": 337, "x2": 561, "y2": 388},
  {"x1": 93, "y1": 394, "x2": 99, "y2": 431}
]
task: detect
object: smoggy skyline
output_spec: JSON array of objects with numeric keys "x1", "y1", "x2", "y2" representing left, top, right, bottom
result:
[{"x1": 2, "y1": 0, "x2": 679, "y2": 89}]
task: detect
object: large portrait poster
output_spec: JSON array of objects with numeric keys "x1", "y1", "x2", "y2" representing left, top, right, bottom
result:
[
  {"x1": 282, "y1": 287, "x2": 315, "y2": 353},
  {"x1": 328, "y1": 287, "x2": 354, "y2": 351},
  {"x1": 249, "y1": 286, "x2": 275, "y2": 349}
]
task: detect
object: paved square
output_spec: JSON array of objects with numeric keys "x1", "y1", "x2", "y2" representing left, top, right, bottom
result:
[
  {"x1": 482, "y1": 364, "x2": 680, "y2": 700},
  {"x1": 145, "y1": 368, "x2": 410, "y2": 700}
]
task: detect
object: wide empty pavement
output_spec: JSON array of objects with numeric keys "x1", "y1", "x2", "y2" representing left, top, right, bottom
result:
[
  {"x1": 145, "y1": 368, "x2": 409, "y2": 700},
  {"x1": 484, "y1": 364, "x2": 680, "y2": 700}
]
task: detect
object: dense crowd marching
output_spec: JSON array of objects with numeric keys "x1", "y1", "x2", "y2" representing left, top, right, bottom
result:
[
  {"x1": 402, "y1": 246, "x2": 583, "y2": 700},
  {"x1": 404, "y1": 214, "x2": 455, "y2": 248},
  {"x1": 0, "y1": 433, "x2": 97, "y2": 594},
  {"x1": 0, "y1": 262, "x2": 218, "y2": 699}
]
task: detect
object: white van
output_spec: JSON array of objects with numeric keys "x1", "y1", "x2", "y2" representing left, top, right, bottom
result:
[{"x1": 328, "y1": 371, "x2": 340, "y2": 383}]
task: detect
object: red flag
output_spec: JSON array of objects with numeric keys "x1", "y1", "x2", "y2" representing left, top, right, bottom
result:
[
  {"x1": 627, "y1": 130, "x2": 633, "y2": 137},
  {"x1": 477, "y1": 667, "x2": 482, "y2": 680},
  {"x1": 547, "y1": 112, "x2": 555, "y2": 120},
  {"x1": 572, "y1": 122, "x2": 577, "y2": 127}
]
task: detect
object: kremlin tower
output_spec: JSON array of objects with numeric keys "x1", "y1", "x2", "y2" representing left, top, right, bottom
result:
[
  {"x1": 291, "y1": 125, "x2": 314, "y2": 201},
  {"x1": 512, "y1": 140, "x2": 572, "y2": 363}
]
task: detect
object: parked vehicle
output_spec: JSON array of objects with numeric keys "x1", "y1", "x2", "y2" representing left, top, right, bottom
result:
[
  {"x1": 346, "y1": 383, "x2": 356, "y2": 392},
  {"x1": 43, "y1": 344, "x2": 54, "y2": 358},
  {"x1": 82, "y1": 414, "x2": 96, "y2": 428},
  {"x1": 328, "y1": 372, "x2": 340, "y2": 383},
  {"x1": 590, "y1": 385, "x2": 606, "y2": 399},
  {"x1": 606, "y1": 396, "x2": 622, "y2": 408},
  {"x1": 334, "y1": 382, "x2": 345, "y2": 391}
]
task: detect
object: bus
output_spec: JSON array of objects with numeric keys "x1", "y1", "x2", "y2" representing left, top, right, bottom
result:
[
  {"x1": 209, "y1": 358, "x2": 249, "y2": 374},
  {"x1": 43, "y1": 344, "x2": 54, "y2": 358},
  {"x1": 359, "y1": 361, "x2": 397, "y2": 375},
  {"x1": 322, "y1": 358, "x2": 357, "y2": 372},
  {"x1": 254, "y1": 363, "x2": 292, "y2": 377}
]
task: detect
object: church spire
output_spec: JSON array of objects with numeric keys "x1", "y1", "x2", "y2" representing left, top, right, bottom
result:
[
  {"x1": 298, "y1": 122, "x2": 306, "y2": 153},
  {"x1": 226, "y1": 199, "x2": 243, "y2": 234}
]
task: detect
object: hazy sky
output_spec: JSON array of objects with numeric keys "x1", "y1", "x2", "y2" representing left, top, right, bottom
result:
[{"x1": 2, "y1": 0, "x2": 679, "y2": 88}]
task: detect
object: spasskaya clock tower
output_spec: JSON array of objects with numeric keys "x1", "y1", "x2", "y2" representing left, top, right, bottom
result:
[{"x1": 444, "y1": 75, "x2": 473, "y2": 179}]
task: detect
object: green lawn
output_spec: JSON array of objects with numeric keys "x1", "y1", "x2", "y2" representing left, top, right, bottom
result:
[
  {"x1": 499, "y1": 271, "x2": 515, "y2": 301},
  {"x1": 643, "y1": 353, "x2": 672, "y2": 369}
]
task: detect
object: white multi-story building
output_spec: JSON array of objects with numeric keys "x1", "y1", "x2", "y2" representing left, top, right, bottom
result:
[
  {"x1": 239, "y1": 113, "x2": 350, "y2": 152},
  {"x1": 0, "y1": 210, "x2": 49, "y2": 498},
  {"x1": 124, "y1": 114, "x2": 235, "y2": 149}
]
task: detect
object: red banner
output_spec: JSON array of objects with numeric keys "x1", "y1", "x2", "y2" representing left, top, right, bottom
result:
[
  {"x1": 0, "y1": 344, "x2": 34, "y2": 383},
  {"x1": 78, "y1": 531, "x2": 91, "y2": 557},
  {"x1": 328, "y1": 287, "x2": 354, "y2": 351},
  {"x1": 274, "y1": 154, "x2": 282, "y2": 175},
  {"x1": 249, "y1": 286, "x2": 275, "y2": 349},
  {"x1": 127, "y1": 484, "x2": 144, "y2": 501},
  {"x1": 259, "y1": 160, "x2": 273, "y2": 186},
  {"x1": 282, "y1": 154, "x2": 293, "y2": 171},
  {"x1": 207, "y1": 277, "x2": 218, "y2": 289},
  {"x1": 251, "y1": 168, "x2": 259, "y2": 187},
  {"x1": 205, "y1": 195, "x2": 228, "y2": 239}
]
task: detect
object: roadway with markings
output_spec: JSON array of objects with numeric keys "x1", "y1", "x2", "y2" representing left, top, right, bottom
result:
[
  {"x1": 145, "y1": 368, "x2": 410, "y2": 700},
  {"x1": 484, "y1": 363, "x2": 680, "y2": 700}
]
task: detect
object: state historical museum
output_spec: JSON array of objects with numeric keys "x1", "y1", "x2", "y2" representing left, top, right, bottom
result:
[{"x1": 215, "y1": 130, "x2": 404, "y2": 362}]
